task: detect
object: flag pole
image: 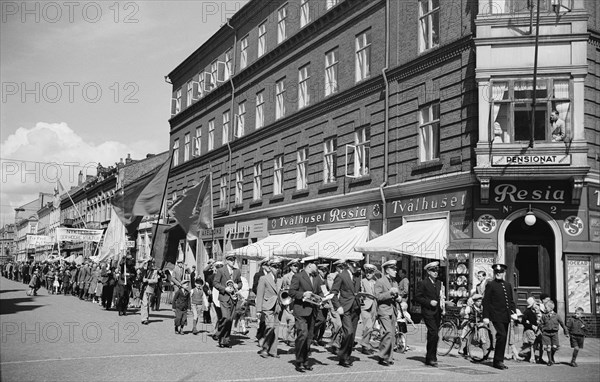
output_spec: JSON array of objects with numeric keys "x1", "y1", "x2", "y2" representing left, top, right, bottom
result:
[
  {"x1": 59, "y1": 179, "x2": 87, "y2": 229},
  {"x1": 149, "y1": 151, "x2": 175, "y2": 267}
]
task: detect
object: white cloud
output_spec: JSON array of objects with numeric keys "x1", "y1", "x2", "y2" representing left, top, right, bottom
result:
[{"x1": 0, "y1": 121, "x2": 162, "y2": 226}]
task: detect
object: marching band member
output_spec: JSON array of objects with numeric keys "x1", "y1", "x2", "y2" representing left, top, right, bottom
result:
[
  {"x1": 213, "y1": 254, "x2": 242, "y2": 348},
  {"x1": 277, "y1": 259, "x2": 299, "y2": 346},
  {"x1": 358, "y1": 263, "x2": 378, "y2": 355},
  {"x1": 253, "y1": 258, "x2": 270, "y2": 344},
  {"x1": 326, "y1": 261, "x2": 344, "y2": 353},
  {"x1": 375, "y1": 259, "x2": 402, "y2": 366},
  {"x1": 331, "y1": 259, "x2": 362, "y2": 367},
  {"x1": 256, "y1": 259, "x2": 282, "y2": 358},
  {"x1": 313, "y1": 263, "x2": 330, "y2": 346},
  {"x1": 288, "y1": 259, "x2": 323, "y2": 372}
]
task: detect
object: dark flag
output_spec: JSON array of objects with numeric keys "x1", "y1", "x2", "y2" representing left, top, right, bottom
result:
[{"x1": 169, "y1": 175, "x2": 213, "y2": 239}]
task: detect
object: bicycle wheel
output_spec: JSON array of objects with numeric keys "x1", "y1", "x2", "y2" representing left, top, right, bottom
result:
[
  {"x1": 437, "y1": 321, "x2": 459, "y2": 356},
  {"x1": 468, "y1": 327, "x2": 492, "y2": 362}
]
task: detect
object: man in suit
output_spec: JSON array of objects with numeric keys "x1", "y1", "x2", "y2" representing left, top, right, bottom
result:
[
  {"x1": 140, "y1": 259, "x2": 158, "y2": 325},
  {"x1": 375, "y1": 259, "x2": 402, "y2": 366},
  {"x1": 483, "y1": 263, "x2": 516, "y2": 370},
  {"x1": 288, "y1": 260, "x2": 323, "y2": 372},
  {"x1": 313, "y1": 263, "x2": 330, "y2": 346},
  {"x1": 359, "y1": 263, "x2": 377, "y2": 355},
  {"x1": 331, "y1": 259, "x2": 362, "y2": 367},
  {"x1": 415, "y1": 261, "x2": 444, "y2": 367},
  {"x1": 256, "y1": 259, "x2": 282, "y2": 358},
  {"x1": 213, "y1": 254, "x2": 243, "y2": 347},
  {"x1": 277, "y1": 259, "x2": 299, "y2": 345},
  {"x1": 253, "y1": 258, "x2": 270, "y2": 344}
]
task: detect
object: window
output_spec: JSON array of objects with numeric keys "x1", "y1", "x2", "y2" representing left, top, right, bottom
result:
[
  {"x1": 173, "y1": 139, "x2": 180, "y2": 166},
  {"x1": 273, "y1": 155, "x2": 283, "y2": 196},
  {"x1": 355, "y1": 30, "x2": 371, "y2": 82},
  {"x1": 186, "y1": 82, "x2": 193, "y2": 108},
  {"x1": 194, "y1": 127, "x2": 201, "y2": 156},
  {"x1": 222, "y1": 111, "x2": 230, "y2": 145},
  {"x1": 240, "y1": 36, "x2": 248, "y2": 69},
  {"x1": 326, "y1": 0, "x2": 340, "y2": 10},
  {"x1": 198, "y1": 74, "x2": 205, "y2": 99},
  {"x1": 235, "y1": 169, "x2": 243, "y2": 205},
  {"x1": 184, "y1": 133, "x2": 190, "y2": 162},
  {"x1": 325, "y1": 48, "x2": 339, "y2": 96},
  {"x1": 354, "y1": 127, "x2": 370, "y2": 176},
  {"x1": 323, "y1": 138, "x2": 336, "y2": 183},
  {"x1": 208, "y1": 119, "x2": 215, "y2": 151},
  {"x1": 224, "y1": 49, "x2": 233, "y2": 81},
  {"x1": 300, "y1": 0, "x2": 310, "y2": 27},
  {"x1": 236, "y1": 101, "x2": 246, "y2": 138},
  {"x1": 297, "y1": 148, "x2": 308, "y2": 190},
  {"x1": 174, "y1": 88, "x2": 182, "y2": 115},
  {"x1": 210, "y1": 60, "x2": 218, "y2": 90},
  {"x1": 276, "y1": 78, "x2": 286, "y2": 120},
  {"x1": 253, "y1": 162, "x2": 262, "y2": 200},
  {"x1": 490, "y1": 78, "x2": 571, "y2": 143},
  {"x1": 419, "y1": 0, "x2": 440, "y2": 52},
  {"x1": 277, "y1": 6, "x2": 287, "y2": 44},
  {"x1": 256, "y1": 90, "x2": 265, "y2": 129},
  {"x1": 419, "y1": 103, "x2": 440, "y2": 162},
  {"x1": 219, "y1": 177, "x2": 227, "y2": 209},
  {"x1": 258, "y1": 22, "x2": 267, "y2": 58},
  {"x1": 298, "y1": 65, "x2": 310, "y2": 109}
]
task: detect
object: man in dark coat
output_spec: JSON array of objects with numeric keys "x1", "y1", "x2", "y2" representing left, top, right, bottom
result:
[
  {"x1": 213, "y1": 254, "x2": 242, "y2": 347},
  {"x1": 331, "y1": 259, "x2": 362, "y2": 367},
  {"x1": 253, "y1": 258, "x2": 270, "y2": 343},
  {"x1": 415, "y1": 261, "x2": 444, "y2": 367},
  {"x1": 483, "y1": 263, "x2": 516, "y2": 370},
  {"x1": 288, "y1": 260, "x2": 323, "y2": 372}
]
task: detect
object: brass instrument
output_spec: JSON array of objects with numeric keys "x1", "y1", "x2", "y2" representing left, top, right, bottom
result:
[
  {"x1": 302, "y1": 291, "x2": 323, "y2": 306},
  {"x1": 279, "y1": 290, "x2": 292, "y2": 306},
  {"x1": 226, "y1": 279, "x2": 239, "y2": 301}
]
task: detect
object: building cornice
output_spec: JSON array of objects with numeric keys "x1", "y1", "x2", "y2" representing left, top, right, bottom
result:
[
  {"x1": 474, "y1": 33, "x2": 589, "y2": 46},
  {"x1": 474, "y1": 11, "x2": 589, "y2": 27}
]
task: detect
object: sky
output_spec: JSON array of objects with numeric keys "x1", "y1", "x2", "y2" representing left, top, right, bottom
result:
[{"x1": 0, "y1": 0, "x2": 248, "y2": 227}]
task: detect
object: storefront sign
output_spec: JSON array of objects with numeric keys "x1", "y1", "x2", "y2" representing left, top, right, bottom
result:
[
  {"x1": 269, "y1": 203, "x2": 380, "y2": 230},
  {"x1": 590, "y1": 217, "x2": 600, "y2": 242},
  {"x1": 492, "y1": 154, "x2": 571, "y2": 166},
  {"x1": 387, "y1": 190, "x2": 470, "y2": 217},
  {"x1": 56, "y1": 228, "x2": 103, "y2": 242},
  {"x1": 566, "y1": 258, "x2": 591, "y2": 313},
  {"x1": 563, "y1": 216, "x2": 584, "y2": 237},
  {"x1": 200, "y1": 227, "x2": 223, "y2": 240},
  {"x1": 450, "y1": 211, "x2": 472, "y2": 240},
  {"x1": 492, "y1": 182, "x2": 568, "y2": 204},
  {"x1": 476, "y1": 214, "x2": 497, "y2": 234}
]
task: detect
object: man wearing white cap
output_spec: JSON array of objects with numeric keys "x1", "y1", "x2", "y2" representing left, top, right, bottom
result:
[
  {"x1": 358, "y1": 263, "x2": 377, "y2": 355},
  {"x1": 213, "y1": 254, "x2": 242, "y2": 347},
  {"x1": 415, "y1": 261, "x2": 444, "y2": 367},
  {"x1": 331, "y1": 259, "x2": 362, "y2": 367},
  {"x1": 375, "y1": 259, "x2": 402, "y2": 366}
]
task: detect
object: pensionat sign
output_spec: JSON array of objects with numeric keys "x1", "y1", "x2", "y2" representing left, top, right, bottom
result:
[
  {"x1": 269, "y1": 204, "x2": 381, "y2": 230},
  {"x1": 492, "y1": 154, "x2": 571, "y2": 166}
]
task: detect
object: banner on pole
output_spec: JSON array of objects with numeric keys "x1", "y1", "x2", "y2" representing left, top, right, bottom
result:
[
  {"x1": 27, "y1": 235, "x2": 53, "y2": 248},
  {"x1": 56, "y1": 228, "x2": 103, "y2": 242}
]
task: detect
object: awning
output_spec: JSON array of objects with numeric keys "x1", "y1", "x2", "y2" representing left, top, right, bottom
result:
[
  {"x1": 231, "y1": 232, "x2": 306, "y2": 259},
  {"x1": 274, "y1": 226, "x2": 368, "y2": 261},
  {"x1": 354, "y1": 219, "x2": 448, "y2": 260}
]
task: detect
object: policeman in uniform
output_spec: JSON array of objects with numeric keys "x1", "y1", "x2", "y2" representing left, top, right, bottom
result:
[
  {"x1": 483, "y1": 263, "x2": 516, "y2": 370},
  {"x1": 415, "y1": 261, "x2": 444, "y2": 367}
]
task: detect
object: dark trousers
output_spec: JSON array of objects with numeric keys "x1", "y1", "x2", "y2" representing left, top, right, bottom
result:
[
  {"x1": 492, "y1": 321, "x2": 508, "y2": 365},
  {"x1": 294, "y1": 313, "x2": 316, "y2": 364},
  {"x1": 423, "y1": 312, "x2": 441, "y2": 363},
  {"x1": 256, "y1": 317, "x2": 266, "y2": 341},
  {"x1": 217, "y1": 302, "x2": 235, "y2": 345},
  {"x1": 314, "y1": 308, "x2": 327, "y2": 342},
  {"x1": 102, "y1": 285, "x2": 114, "y2": 309},
  {"x1": 338, "y1": 310, "x2": 360, "y2": 362}
]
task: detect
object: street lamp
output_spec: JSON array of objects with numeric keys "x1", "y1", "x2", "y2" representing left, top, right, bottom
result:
[{"x1": 524, "y1": 204, "x2": 537, "y2": 227}]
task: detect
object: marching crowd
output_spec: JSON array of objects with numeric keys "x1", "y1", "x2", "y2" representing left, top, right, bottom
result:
[{"x1": 2, "y1": 255, "x2": 589, "y2": 373}]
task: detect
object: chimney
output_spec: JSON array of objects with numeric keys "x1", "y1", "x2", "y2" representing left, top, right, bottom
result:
[
  {"x1": 126, "y1": 153, "x2": 132, "y2": 164},
  {"x1": 78, "y1": 170, "x2": 84, "y2": 186}
]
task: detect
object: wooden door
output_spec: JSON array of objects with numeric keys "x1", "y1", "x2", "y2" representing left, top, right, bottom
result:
[{"x1": 507, "y1": 244, "x2": 551, "y2": 313}]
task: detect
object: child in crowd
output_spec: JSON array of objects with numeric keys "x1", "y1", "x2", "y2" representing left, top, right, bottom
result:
[
  {"x1": 53, "y1": 271, "x2": 61, "y2": 294},
  {"x1": 540, "y1": 300, "x2": 569, "y2": 366},
  {"x1": 519, "y1": 297, "x2": 541, "y2": 363},
  {"x1": 505, "y1": 310, "x2": 524, "y2": 361},
  {"x1": 566, "y1": 307, "x2": 587, "y2": 367},
  {"x1": 460, "y1": 294, "x2": 489, "y2": 357},
  {"x1": 172, "y1": 279, "x2": 191, "y2": 335},
  {"x1": 395, "y1": 301, "x2": 416, "y2": 353},
  {"x1": 190, "y1": 278, "x2": 208, "y2": 335}
]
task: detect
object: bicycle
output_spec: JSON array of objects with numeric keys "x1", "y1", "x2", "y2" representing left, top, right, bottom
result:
[{"x1": 437, "y1": 317, "x2": 492, "y2": 362}]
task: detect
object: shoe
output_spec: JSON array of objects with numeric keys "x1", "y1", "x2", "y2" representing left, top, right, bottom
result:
[
  {"x1": 141, "y1": 321, "x2": 148, "y2": 325},
  {"x1": 219, "y1": 343, "x2": 232, "y2": 348},
  {"x1": 192, "y1": 328, "x2": 199, "y2": 335},
  {"x1": 269, "y1": 354, "x2": 280, "y2": 358},
  {"x1": 378, "y1": 360, "x2": 391, "y2": 367},
  {"x1": 425, "y1": 361, "x2": 438, "y2": 367},
  {"x1": 493, "y1": 362, "x2": 508, "y2": 370},
  {"x1": 329, "y1": 346, "x2": 339, "y2": 354},
  {"x1": 302, "y1": 363, "x2": 313, "y2": 371},
  {"x1": 338, "y1": 360, "x2": 352, "y2": 368},
  {"x1": 536, "y1": 358, "x2": 546, "y2": 364},
  {"x1": 360, "y1": 346, "x2": 374, "y2": 355},
  {"x1": 294, "y1": 363, "x2": 305, "y2": 373},
  {"x1": 258, "y1": 350, "x2": 269, "y2": 358},
  {"x1": 547, "y1": 361, "x2": 553, "y2": 366},
  {"x1": 569, "y1": 361, "x2": 578, "y2": 367}
]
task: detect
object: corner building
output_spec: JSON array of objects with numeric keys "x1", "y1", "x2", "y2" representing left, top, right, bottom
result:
[{"x1": 166, "y1": 0, "x2": 599, "y2": 333}]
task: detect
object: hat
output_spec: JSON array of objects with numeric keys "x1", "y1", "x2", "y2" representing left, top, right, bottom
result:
[
  {"x1": 364, "y1": 264, "x2": 377, "y2": 272},
  {"x1": 382, "y1": 259, "x2": 397, "y2": 269},
  {"x1": 472, "y1": 293, "x2": 483, "y2": 301},
  {"x1": 333, "y1": 259, "x2": 346, "y2": 266},
  {"x1": 287, "y1": 259, "x2": 300, "y2": 266},
  {"x1": 492, "y1": 263, "x2": 507, "y2": 273},
  {"x1": 213, "y1": 261, "x2": 224, "y2": 267},
  {"x1": 259, "y1": 258, "x2": 269, "y2": 266},
  {"x1": 526, "y1": 296, "x2": 537, "y2": 308},
  {"x1": 207, "y1": 259, "x2": 215, "y2": 265},
  {"x1": 225, "y1": 254, "x2": 236, "y2": 260},
  {"x1": 511, "y1": 309, "x2": 523, "y2": 321},
  {"x1": 317, "y1": 263, "x2": 329, "y2": 270},
  {"x1": 424, "y1": 261, "x2": 440, "y2": 271},
  {"x1": 268, "y1": 258, "x2": 282, "y2": 266},
  {"x1": 300, "y1": 257, "x2": 318, "y2": 265}
]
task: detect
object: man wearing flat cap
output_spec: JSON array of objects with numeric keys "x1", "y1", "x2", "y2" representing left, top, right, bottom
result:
[
  {"x1": 331, "y1": 259, "x2": 362, "y2": 367},
  {"x1": 313, "y1": 263, "x2": 330, "y2": 347},
  {"x1": 213, "y1": 254, "x2": 242, "y2": 347},
  {"x1": 483, "y1": 263, "x2": 516, "y2": 370},
  {"x1": 375, "y1": 260, "x2": 402, "y2": 366},
  {"x1": 277, "y1": 259, "x2": 299, "y2": 346},
  {"x1": 359, "y1": 263, "x2": 377, "y2": 355},
  {"x1": 253, "y1": 258, "x2": 271, "y2": 343},
  {"x1": 415, "y1": 261, "x2": 444, "y2": 367},
  {"x1": 256, "y1": 259, "x2": 282, "y2": 358}
]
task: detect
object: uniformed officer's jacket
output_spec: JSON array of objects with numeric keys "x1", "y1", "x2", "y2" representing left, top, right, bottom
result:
[{"x1": 482, "y1": 278, "x2": 516, "y2": 323}]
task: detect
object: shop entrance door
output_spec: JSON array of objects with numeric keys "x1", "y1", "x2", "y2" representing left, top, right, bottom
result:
[{"x1": 505, "y1": 217, "x2": 555, "y2": 313}]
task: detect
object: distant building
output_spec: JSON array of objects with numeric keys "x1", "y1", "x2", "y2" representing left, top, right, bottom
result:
[{"x1": 0, "y1": 224, "x2": 15, "y2": 262}]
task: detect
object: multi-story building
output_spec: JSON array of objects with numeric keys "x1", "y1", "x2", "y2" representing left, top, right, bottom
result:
[
  {"x1": 0, "y1": 224, "x2": 16, "y2": 262},
  {"x1": 14, "y1": 193, "x2": 53, "y2": 262},
  {"x1": 166, "y1": 0, "x2": 599, "y2": 332}
]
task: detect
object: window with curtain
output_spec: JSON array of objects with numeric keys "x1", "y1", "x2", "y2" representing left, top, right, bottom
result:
[
  {"x1": 208, "y1": 119, "x2": 215, "y2": 151},
  {"x1": 300, "y1": 0, "x2": 310, "y2": 28},
  {"x1": 210, "y1": 60, "x2": 218, "y2": 90},
  {"x1": 296, "y1": 148, "x2": 308, "y2": 190},
  {"x1": 237, "y1": 101, "x2": 246, "y2": 138},
  {"x1": 323, "y1": 138, "x2": 336, "y2": 183},
  {"x1": 355, "y1": 30, "x2": 371, "y2": 82},
  {"x1": 418, "y1": 0, "x2": 440, "y2": 52},
  {"x1": 258, "y1": 22, "x2": 267, "y2": 57},
  {"x1": 194, "y1": 127, "x2": 201, "y2": 156},
  {"x1": 235, "y1": 169, "x2": 243, "y2": 205},
  {"x1": 173, "y1": 139, "x2": 180, "y2": 166},
  {"x1": 184, "y1": 133, "x2": 190, "y2": 162},
  {"x1": 325, "y1": 48, "x2": 339, "y2": 96},
  {"x1": 256, "y1": 90, "x2": 265, "y2": 129},
  {"x1": 253, "y1": 162, "x2": 262, "y2": 200},
  {"x1": 224, "y1": 49, "x2": 232, "y2": 80},
  {"x1": 354, "y1": 127, "x2": 370, "y2": 176},
  {"x1": 219, "y1": 177, "x2": 227, "y2": 209},
  {"x1": 326, "y1": 0, "x2": 340, "y2": 10},
  {"x1": 222, "y1": 111, "x2": 230, "y2": 145},
  {"x1": 240, "y1": 36, "x2": 248, "y2": 69},
  {"x1": 419, "y1": 103, "x2": 440, "y2": 162},
  {"x1": 489, "y1": 78, "x2": 570, "y2": 143},
  {"x1": 277, "y1": 6, "x2": 287, "y2": 44},
  {"x1": 298, "y1": 65, "x2": 310, "y2": 109},
  {"x1": 175, "y1": 89, "x2": 182, "y2": 114},
  {"x1": 186, "y1": 82, "x2": 193, "y2": 108},
  {"x1": 274, "y1": 155, "x2": 283, "y2": 195},
  {"x1": 276, "y1": 78, "x2": 286, "y2": 120}
]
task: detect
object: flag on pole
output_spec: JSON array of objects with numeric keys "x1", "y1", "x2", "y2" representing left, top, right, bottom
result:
[
  {"x1": 53, "y1": 179, "x2": 65, "y2": 208},
  {"x1": 111, "y1": 156, "x2": 171, "y2": 232},
  {"x1": 184, "y1": 240, "x2": 196, "y2": 272},
  {"x1": 168, "y1": 175, "x2": 213, "y2": 240},
  {"x1": 97, "y1": 207, "x2": 127, "y2": 263}
]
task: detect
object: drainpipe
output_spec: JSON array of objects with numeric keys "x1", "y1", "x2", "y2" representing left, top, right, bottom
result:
[
  {"x1": 380, "y1": 0, "x2": 390, "y2": 235},
  {"x1": 225, "y1": 19, "x2": 237, "y2": 214}
]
